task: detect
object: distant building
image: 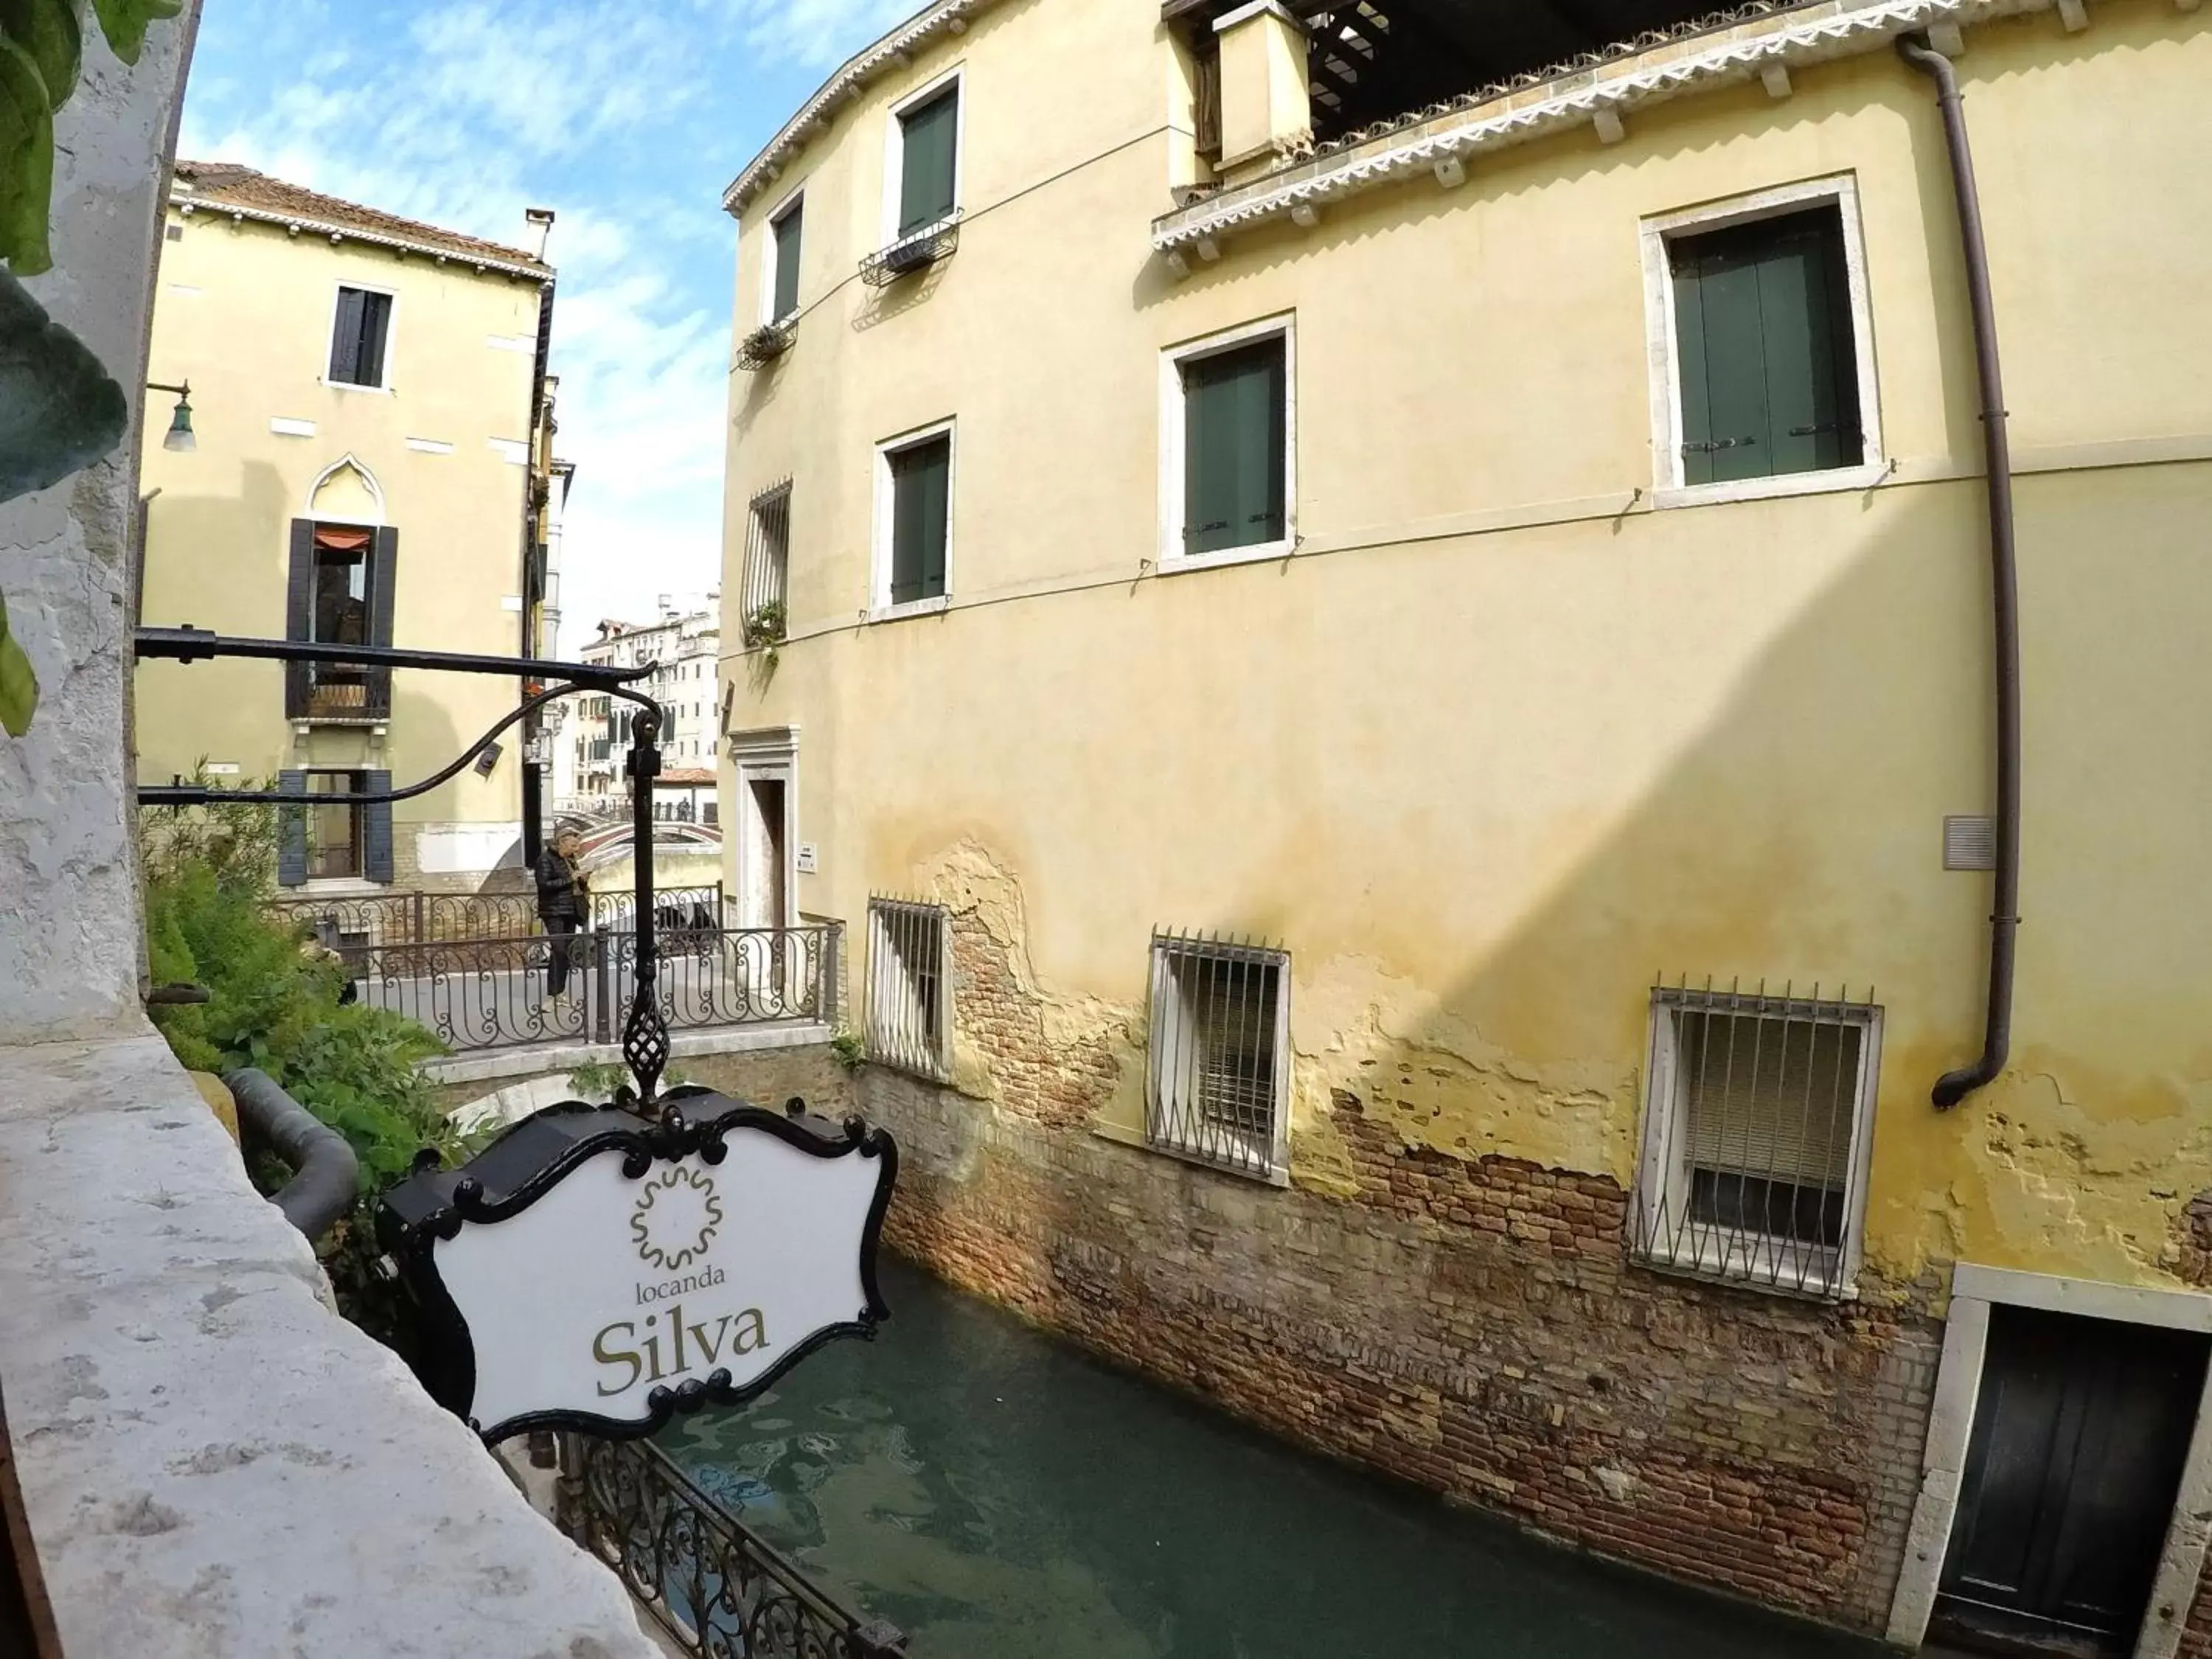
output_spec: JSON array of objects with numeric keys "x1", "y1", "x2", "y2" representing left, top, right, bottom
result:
[
  {"x1": 136, "y1": 161, "x2": 560, "y2": 893},
  {"x1": 568, "y1": 599, "x2": 721, "y2": 810}
]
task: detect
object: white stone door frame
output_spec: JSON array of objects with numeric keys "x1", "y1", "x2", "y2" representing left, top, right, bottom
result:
[
  {"x1": 1885, "y1": 1262, "x2": 2212, "y2": 1658},
  {"x1": 727, "y1": 726, "x2": 798, "y2": 933}
]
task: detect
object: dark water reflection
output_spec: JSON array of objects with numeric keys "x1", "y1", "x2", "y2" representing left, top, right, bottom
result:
[{"x1": 658, "y1": 1259, "x2": 1885, "y2": 1658}]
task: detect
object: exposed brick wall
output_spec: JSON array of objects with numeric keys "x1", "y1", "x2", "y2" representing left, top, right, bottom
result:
[
  {"x1": 849, "y1": 1071, "x2": 1941, "y2": 1634},
  {"x1": 942, "y1": 902, "x2": 1121, "y2": 1131}
]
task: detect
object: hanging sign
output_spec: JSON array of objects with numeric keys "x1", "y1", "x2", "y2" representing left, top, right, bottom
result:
[{"x1": 378, "y1": 1092, "x2": 897, "y2": 1442}]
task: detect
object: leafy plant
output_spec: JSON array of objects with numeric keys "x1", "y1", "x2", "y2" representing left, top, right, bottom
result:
[
  {"x1": 567, "y1": 1058, "x2": 625, "y2": 1102},
  {"x1": 741, "y1": 600, "x2": 787, "y2": 651},
  {"x1": 829, "y1": 1026, "x2": 866, "y2": 1073},
  {"x1": 139, "y1": 796, "x2": 481, "y2": 1348}
]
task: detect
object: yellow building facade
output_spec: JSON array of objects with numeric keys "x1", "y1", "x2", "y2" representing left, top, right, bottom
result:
[
  {"x1": 138, "y1": 163, "x2": 554, "y2": 893},
  {"x1": 719, "y1": 0, "x2": 2212, "y2": 1647}
]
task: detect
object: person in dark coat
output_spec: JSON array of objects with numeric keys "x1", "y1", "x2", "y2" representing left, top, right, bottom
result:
[{"x1": 535, "y1": 828, "x2": 590, "y2": 1002}]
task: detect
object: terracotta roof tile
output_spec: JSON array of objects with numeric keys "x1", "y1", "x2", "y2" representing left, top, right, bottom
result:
[{"x1": 171, "y1": 161, "x2": 552, "y2": 275}]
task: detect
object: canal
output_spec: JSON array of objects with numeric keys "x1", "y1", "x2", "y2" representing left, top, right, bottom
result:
[{"x1": 658, "y1": 1259, "x2": 1893, "y2": 1658}]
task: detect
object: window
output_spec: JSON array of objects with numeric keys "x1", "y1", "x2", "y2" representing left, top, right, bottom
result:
[
  {"x1": 765, "y1": 195, "x2": 804, "y2": 324},
  {"x1": 1162, "y1": 316, "x2": 1294, "y2": 568},
  {"x1": 1643, "y1": 177, "x2": 1882, "y2": 504},
  {"x1": 1146, "y1": 932, "x2": 1291, "y2": 1184},
  {"x1": 328, "y1": 285, "x2": 394, "y2": 389},
  {"x1": 894, "y1": 80, "x2": 960, "y2": 237},
  {"x1": 866, "y1": 896, "x2": 950, "y2": 1079},
  {"x1": 1632, "y1": 982, "x2": 1882, "y2": 1298},
  {"x1": 873, "y1": 424, "x2": 953, "y2": 614},
  {"x1": 742, "y1": 484, "x2": 792, "y2": 641},
  {"x1": 306, "y1": 771, "x2": 366, "y2": 880},
  {"x1": 287, "y1": 521, "x2": 394, "y2": 720}
]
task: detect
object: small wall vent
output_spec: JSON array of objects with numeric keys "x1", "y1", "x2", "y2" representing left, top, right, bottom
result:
[{"x1": 1944, "y1": 815, "x2": 1997, "y2": 872}]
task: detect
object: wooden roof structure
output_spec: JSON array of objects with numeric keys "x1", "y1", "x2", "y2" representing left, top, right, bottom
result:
[{"x1": 1164, "y1": 0, "x2": 1796, "y2": 139}]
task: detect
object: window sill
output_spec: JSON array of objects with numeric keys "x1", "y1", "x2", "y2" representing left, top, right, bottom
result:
[
  {"x1": 321, "y1": 378, "x2": 393, "y2": 395},
  {"x1": 1156, "y1": 536, "x2": 1295, "y2": 577},
  {"x1": 1651, "y1": 459, "x2": 1891, "y2": 512},
  {"x1": 864, "y1": 595, "x2": 950, "y2": 625},
  {"x1": 1091, "y1": 1116, "x2": 1292, "y2": 1188},
  {"x1": 1632, "y1": 1235, "x2": 1857, "y2": 1303}
]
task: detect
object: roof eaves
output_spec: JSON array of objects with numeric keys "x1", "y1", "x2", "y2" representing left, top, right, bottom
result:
[
  {"x1": 721, "y1": 0, "x2": 1005, "y2": 218},
  {"x1": 171, "y1": 192, "x2": 554, "y2": 281},
  {"x1": 1152, "y1": 0, "x2": 2039, "y2": 257}
]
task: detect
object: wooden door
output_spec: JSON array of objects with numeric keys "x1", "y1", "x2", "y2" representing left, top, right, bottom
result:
[{"x1": 1933, "y1": 1306, "x2": 2207, "y2": 1658}]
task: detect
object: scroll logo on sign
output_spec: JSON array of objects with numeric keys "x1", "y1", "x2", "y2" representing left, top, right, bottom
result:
[{"x1": 376, "y1": 1093, "x2": 898, "y2": 1442}]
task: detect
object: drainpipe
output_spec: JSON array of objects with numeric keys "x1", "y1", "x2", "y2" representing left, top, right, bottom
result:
[
  {"x1": 224, "y1": 1068, "x2": 360, "y2": 1241},
  {"x1": 1899, "y1": 35, "x2": 2022, "y2": 1110}
]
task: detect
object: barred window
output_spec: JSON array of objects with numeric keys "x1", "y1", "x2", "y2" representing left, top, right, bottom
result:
[
  {"x1": 741, "y1": 483, "x2": 790, "y2": 642},
  {"x1": 1146, "y1": 931, "x2": 1290, "y2": 1184},
  {"x1": 866, "y1": 896, "x2": 949, "y2": 1079},
  {"x1": 1632, "y1": 981, "x2": 1880, "y2": 1298}
]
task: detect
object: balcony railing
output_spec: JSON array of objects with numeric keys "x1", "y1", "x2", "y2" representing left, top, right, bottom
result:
[
  {"x1": 265, "y1": 889, "x2": 834, "y2": 1056},
  {"x1": 288, "y1": 663, "x2": 392, "y2": 722},
  {"x1": 560, "y1": 1434, "x2": 906, "y2": 1659}
]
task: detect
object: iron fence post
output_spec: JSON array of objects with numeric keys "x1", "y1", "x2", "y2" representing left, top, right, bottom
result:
[
  {"x1": 622, "y1": 707, "x2": 668, "y2": 1107},
  {"x1": 412, "y1": 890, "x2": 426, "y2": 947},
  {"x1": 591, "y1": 928, "x2": 611, "y2": 1045}
]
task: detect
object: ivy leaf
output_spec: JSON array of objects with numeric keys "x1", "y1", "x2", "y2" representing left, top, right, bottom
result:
[
  {"x1": 0, "y1": 591, "x2": 37, "y2": 737},
  {"x1": 0, "y1": 0, "x2": 80, "y2": 108},
  {"x1": 0, "y1": 268, "x2": 129, "y2": 501},
  {"x1": 0, "y1": 32, "x2": 54, "y2": 274},
  {"x1": 88, "y1": 0, "x2": 177, "y2": 66}
]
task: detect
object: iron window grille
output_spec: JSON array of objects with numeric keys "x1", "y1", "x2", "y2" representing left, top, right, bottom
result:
[
  {"x1": 1145, "y1": 931, "x2": 1291, "y2": 1184},
  {"x1": 740, "y1": 484, "x2": 792, "y2": 644},
  {"x1": 1632, "y1": 978, "x2": 1882, "y2": 1300},
  {"x1": 866, "y1": 896, "x2": 950, "y2": 1080}
]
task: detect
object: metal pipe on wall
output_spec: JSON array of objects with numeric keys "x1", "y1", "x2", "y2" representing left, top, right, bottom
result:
[{"x1": 1899, "y1": 35, "x2": 2023, "y2": 1111}]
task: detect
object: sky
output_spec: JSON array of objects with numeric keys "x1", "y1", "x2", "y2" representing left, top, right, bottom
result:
[{"x1": 179, "y1": 0, "x2": 922, "y2": 653}]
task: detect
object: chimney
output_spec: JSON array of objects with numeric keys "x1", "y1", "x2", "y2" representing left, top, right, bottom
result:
[
  {"x1": 525, "y1": 206, "x2": 556, "y2": 262},
  {"x1": 1214, "y1": 1, "x2": 1311, "y2": 180}
]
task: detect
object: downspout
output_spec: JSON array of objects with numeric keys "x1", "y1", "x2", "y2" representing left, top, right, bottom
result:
[
  {"x1": 224, "y1": 1068, "x2": 360, "y2": 1241},
  {"x1": 1899, "y1": 35, "x2": 2021, "y2": 1110}
]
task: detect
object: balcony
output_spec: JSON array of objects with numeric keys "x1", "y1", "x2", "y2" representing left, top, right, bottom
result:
[
  {"x1": 290, "y1": 662, "x2": 392, "y2": 723},
  {"x1": 858, "y1": 209, "x2": 963, "y2": 288}
]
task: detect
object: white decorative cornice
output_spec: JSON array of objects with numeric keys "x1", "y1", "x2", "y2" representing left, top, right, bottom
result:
[
  {"x1": 1152, "y1": 0, "x2": 2075, "y2": 256},
  {"x1": 171, "y1": 194, "x2": 552, "y2": 281},
  {"x1": 722, "y1": 0, "x2": 1002, "y2": 218}
]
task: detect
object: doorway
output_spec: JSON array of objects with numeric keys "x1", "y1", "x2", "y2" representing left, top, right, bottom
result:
[
  {"x1": 1930, "y1": 1305, "x2": 2209, "y2": 1658},
  {"x1": 742, "y1": 776, "x2": 789, "y2": 932}
]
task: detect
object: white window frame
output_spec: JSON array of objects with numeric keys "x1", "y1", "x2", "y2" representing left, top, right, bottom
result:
[
  {"x1": 1632, "y1": 986, "x2": 1883, "y2": 1300},
  {"x1": 322, "y1": 279, "x2": 399, "y2": 394},
  {"x1": 1144, "y1": 933, "x2": 1293, "y2": 1187},
  {"x1": 1640, "y1": 173, "x2": 1885, "y2": 510},
  {"x1": 1158, "y1": 311, "x2": 1298, "y2": 574},
  {"x1": 869, "y1": 417, "x2": 956, "y2": 622},
  {"x1": 879, "y1": 64, "x2": 966, "y2": 251},
  {"x1": 865, "y1": 896, "x2": 951, "y2": 1080},
  {"x1": 759, "y1": 184, "x2": 806, "y2": 328}
]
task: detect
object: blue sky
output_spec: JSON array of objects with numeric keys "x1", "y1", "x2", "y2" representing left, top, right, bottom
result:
[{"x1": 180, "y1": 0, "x2": 919, "y2": 650}]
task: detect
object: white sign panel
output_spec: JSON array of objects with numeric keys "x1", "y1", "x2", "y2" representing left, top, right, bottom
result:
[{"x1": 386, "y1": 1099, "x2": 897, "y2": 1441}]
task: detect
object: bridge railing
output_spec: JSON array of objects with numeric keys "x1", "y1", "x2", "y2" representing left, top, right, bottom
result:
[{"x1": 559, "y1": 1433, "x2": 907, "y2": 1659}]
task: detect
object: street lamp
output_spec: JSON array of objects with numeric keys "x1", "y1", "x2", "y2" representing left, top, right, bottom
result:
[{"x1": 146, "y1": 379, "x2": 195, "y2": 453}]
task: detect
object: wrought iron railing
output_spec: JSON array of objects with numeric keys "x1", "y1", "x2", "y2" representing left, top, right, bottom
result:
[
  {"x1": 1144, "y1": 929, "x2": 1292, "y2": 1183},
  {"x1": 323, "y1": 923, "x2": 838, "y2": 1054},
  {"x1": 267, "y1": 886, "x2": 724, "y2": 947},
  {"x1": 858, "y1": 209, "x2": 963, "y2": 288},
  {"x1": 560, "y1": 1434, "x2": 907, "y2": 1659},
  {"x1": 863, "y1": 896, "x2": 949, "y2": 1081}
]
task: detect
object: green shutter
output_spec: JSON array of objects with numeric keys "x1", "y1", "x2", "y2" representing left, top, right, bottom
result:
[
  {"x1": 1672, "y1": 206, "x2": 1862, "y2": 486},
  {"x1": 1183, "y1": 338, "x2": 1286, "y2": 557},
  {"x1": 276, "y1": 770, "x2": 307, "y2": 887},
  {"x1": 898, "y1": 88, "x2": 959, "y2": 235},
  {"x1": 889, "y1": 436, "x2": 950, "y2": 604},
  {"x1": 772, "y1": 202, "x2": 803, "y2": 321}
]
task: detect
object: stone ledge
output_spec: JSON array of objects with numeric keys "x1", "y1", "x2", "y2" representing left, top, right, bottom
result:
[
  {"x1": 0, "y1": 1027, "x2": 659, "y2": 1659},
  {"x1": 420, "y1": 1020, "x2": 833, "y2": 1088}
]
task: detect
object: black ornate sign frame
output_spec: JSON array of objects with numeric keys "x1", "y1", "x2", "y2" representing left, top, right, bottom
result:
[{"x1": 379, "y1": 1088, "x2": 897, "y2": 1444}]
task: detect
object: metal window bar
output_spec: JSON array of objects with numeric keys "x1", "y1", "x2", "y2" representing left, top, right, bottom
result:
[
  {"x1": 1631, "y1": 976, "x2": 1879, "y2": 1299},
  {"x1": 1145, "y1": 929, "x2": 1290, "y2": 1183},
  {"x1": 864, "y1": 896, "x2": 949, "y2": 1080},
  {"x1": 741, "y1": 484, "x2": 791, "y2": 637}
]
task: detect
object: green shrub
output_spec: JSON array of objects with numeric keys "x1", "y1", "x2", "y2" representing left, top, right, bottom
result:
[{"x1": 139, "y1": 791, "x2": 480, "y2": 1352}]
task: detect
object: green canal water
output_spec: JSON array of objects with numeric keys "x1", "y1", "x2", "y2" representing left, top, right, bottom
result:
[{"x1": 658, "y1": 1259, "x2": 1889, "y2": 1658}]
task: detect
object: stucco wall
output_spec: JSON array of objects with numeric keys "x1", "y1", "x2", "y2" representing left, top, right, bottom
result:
[
  {"x1": 719, "y1": 0, "x2": 2212, "y2": 1297},
  {"x1": 133, "y1": 204, "x2": 543, "y2": 869}
]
